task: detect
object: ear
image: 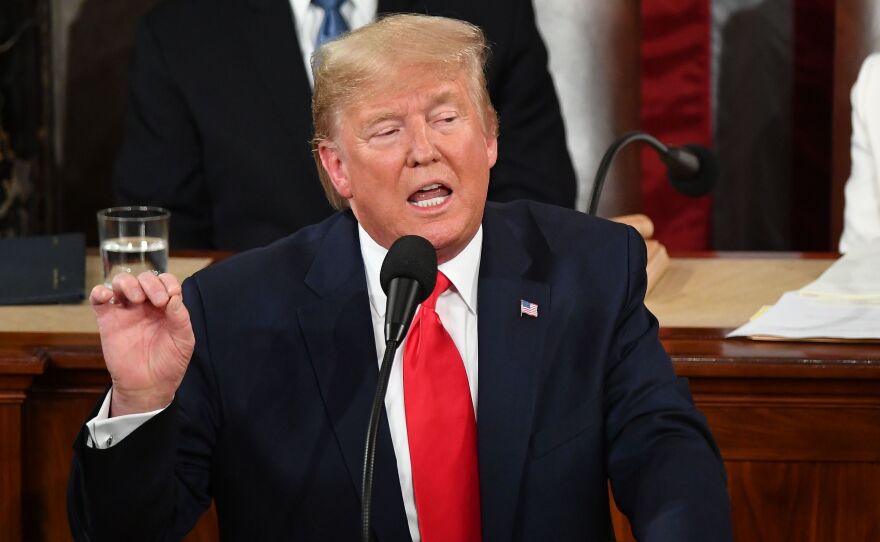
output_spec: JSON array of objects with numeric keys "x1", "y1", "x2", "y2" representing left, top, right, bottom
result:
[
  {"x1": 318, "y1": 141, "x2": 353, "y2": 199},
  {"x1": 485, "y1": 134, "x2": 498, "y2": 169}
]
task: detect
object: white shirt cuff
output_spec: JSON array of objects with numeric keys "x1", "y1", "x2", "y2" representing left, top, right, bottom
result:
[{"x1": 85, "y1": 389, "x2": 169, "y2": 449}]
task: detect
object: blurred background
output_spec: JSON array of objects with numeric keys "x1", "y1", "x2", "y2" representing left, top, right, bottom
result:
[{"x1": 1, "y1": 0, "x2": 877, "y2": 251}]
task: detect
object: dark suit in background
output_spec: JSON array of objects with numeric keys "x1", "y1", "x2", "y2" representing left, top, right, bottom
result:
[
  {"x1": 69, "y1": 201, "x2": 731, "y2": 541},
  {"x1": 113, "y1": 0, "x2": 577, "y2": 250}
]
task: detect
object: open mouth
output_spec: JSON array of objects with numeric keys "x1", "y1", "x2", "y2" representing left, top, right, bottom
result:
[{"x1": 408, "y1": 182, "x2": 452, "y2": 209}]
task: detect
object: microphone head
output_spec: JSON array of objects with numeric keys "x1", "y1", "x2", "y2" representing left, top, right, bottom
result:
[
  {"x1": 667, "y1": 144, "x2": 718, "y2": 197},
  {"x1": 379, "y1": 235, "x2": 437, "y2": 303}
]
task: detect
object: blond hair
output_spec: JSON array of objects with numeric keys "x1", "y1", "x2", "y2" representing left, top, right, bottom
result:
[{"x1": 310, "y1": 14, "x2": 499, "y2": 210}]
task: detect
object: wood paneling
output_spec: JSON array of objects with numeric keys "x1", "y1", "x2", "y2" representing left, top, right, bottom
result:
[
  {"x1": 727, "y1": 462, "x2": 880, "y2": 542},
  {"x1": 0, "y1": 347, "x2": 42, "y2": 542},
  {"x1": 705, "y1": 404, "x2": 880, "y2": 461},
  {"x1": 0, "y1": 405, "x2": 24, "y2": 542},
  {"x1": 0, "y1": 337, "x2": 221, "y2": 542},
  {"x1": 22, "y1": 372, "x2": 106, "y2": 541}
]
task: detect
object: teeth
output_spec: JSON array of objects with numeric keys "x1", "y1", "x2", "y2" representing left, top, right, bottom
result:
[
  {"x1": 411, "y1": 195, "x2": 448, "y2": 208},
  {"x1": 419, "y1": 183, "x2": 441, "y2": 191}
]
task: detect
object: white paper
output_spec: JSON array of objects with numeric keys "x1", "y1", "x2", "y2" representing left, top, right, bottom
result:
[
  {"x1": 727, "y1": 291, "x2": 880, "y2": 340},
  {"x1": 799, "y1": 243, "x2": 880, "y2": 300}
]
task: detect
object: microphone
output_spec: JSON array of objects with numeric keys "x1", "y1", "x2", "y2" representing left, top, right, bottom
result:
[
  {"x1": 362, "y1": 235, "x2": 437, "y2": 542},
  {"x1": 380, "y1": 236, "x2": 438, "y2": 343},
  {"x1": 663, "y1": 144, "x2": 718, "y2": 198},
  {"x1": 587, "y1": 131, "x2": 718, "y2": 215}
]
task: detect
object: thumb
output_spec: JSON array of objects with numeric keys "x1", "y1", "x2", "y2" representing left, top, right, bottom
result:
[{"x1": 164, "y1": 294, "x2": 193, "y2": 333}]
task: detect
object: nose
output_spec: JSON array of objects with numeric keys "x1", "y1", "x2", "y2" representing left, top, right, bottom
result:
[{"x1": 406, "y1": 121, "x2": 440, "y2": 167}]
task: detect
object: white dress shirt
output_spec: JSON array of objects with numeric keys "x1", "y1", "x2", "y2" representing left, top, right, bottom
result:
[
  {"x1": 840, "y1": 53, "x2": 880, "y2": 253},
  {"x1": 288, "y1": 0, "x2": 377, "y2": 86},
  {"x1": 87, "y1": 225, "x2": 484, "y2": 542},
  {"x1": 85, "y1": 392, "x2": 167, "y2": 449}
]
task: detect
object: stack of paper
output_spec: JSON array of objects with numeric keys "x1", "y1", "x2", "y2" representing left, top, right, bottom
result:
[
  {"x1": 798, "y1": 244, "x2": 880, "y2": 300},
  {"x1": 728, "y1": 244, "x2": 880, "y2": 341}
]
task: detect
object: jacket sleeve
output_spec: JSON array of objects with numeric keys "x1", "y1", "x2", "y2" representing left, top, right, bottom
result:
[
  {"x1": 604, "y1": 227, "x2": 733, "y2": 541},
  {"x1": 68, "y1": 279, "x2": 218, "y2": 541},
  {"x1": 486, "y1": 0, "x2": 577, "y2": 209},
  {"x1": 113, "y1": 16, "x2": 214, "y2": 249}
]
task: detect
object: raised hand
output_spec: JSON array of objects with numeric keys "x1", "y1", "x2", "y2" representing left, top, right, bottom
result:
[{"x1": 90, "y1": 271, "x2": 196, "y2": 417}]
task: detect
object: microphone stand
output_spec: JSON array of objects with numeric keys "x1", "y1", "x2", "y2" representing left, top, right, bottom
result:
[
  {"x1": 588, "y1": 131, "x2": 669, "y2": 216},
  {"x1": 362, "y1": 237, "x2": 435, "y2": 542},
  {"x1": 361, "y1": 339, "x2": 401, "y2": 542}
]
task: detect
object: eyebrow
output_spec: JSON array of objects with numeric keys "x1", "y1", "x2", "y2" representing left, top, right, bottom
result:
[
  {"x1": 428, "y1": 90, "x2": 462, "y2": 109},
  {"x1": 363, "y1": 111, "x2": 400, "y2": 129}
]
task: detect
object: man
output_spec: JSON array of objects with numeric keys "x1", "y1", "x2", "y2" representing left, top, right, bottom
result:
[
  {"x1": 114, "y1": 0, "x2": 577, "y2": 251},
  {"x1": 70, "y1": 15, "x2": 732, "y2": 541}
]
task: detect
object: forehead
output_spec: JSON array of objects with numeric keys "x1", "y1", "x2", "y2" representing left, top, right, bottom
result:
[
  {"x1": 363, "y1": 81, "x2": 467, "y2": 116},
  {"x1": 344, "y1": 64, "x2": 473, "y2": 114}
]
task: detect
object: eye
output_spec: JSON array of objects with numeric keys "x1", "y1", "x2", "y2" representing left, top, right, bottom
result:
[
  {"x1": 432, "y1": 113, "x2": 459, "y2": 129},
  {"x1": 374, "y1": 127, "x2": 399, "y2": 138}
]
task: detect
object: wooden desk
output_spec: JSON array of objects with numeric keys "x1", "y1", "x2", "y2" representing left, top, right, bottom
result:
[
  {"x1": 0, "y1": 255, "x2": 218, "y2": 542},
  {"x1": 1, "y1": 253, "x2": 878, "y2": 541},
  {"x1": 635, "y1": 254, "x2": 880, "y2": 542}
]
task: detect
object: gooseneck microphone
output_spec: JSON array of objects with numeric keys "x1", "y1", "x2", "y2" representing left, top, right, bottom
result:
[
  {"x1": 587, "y1": 131, "x2": 718, "y2": 215},
  {"x1": 362, "y1": 235, "x2": 437, "y2": 542}
]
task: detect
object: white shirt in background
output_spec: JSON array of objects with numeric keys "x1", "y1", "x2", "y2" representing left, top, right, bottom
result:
[{"x1": 840, "y1": 53, "x2": 880, "y2": 253}]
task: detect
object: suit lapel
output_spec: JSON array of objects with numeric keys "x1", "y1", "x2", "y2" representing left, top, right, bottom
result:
[
  {"x1": 477, "y1": 206, "x2": 551, "y2": 541},
  {"x1": 241, "y1": 0, "x2": 311, "y2": 137},
  {"x1": 297, "y1": 214, "x2": 411, "y2": 541}
]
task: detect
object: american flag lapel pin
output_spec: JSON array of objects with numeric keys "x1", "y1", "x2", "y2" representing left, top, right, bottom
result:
[{"x1": 520, "y1": 299, "x2": 538, "y2": 318}]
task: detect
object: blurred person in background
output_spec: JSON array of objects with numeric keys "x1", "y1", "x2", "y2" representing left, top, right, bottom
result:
[
  {"x1": 840, "y1": 53, "x2": 880, "y2": 253},
  {"x1": 113, "y1": 0, "x2": 576, "y2": 251}
]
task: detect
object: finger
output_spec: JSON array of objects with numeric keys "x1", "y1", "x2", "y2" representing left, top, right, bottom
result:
[
  {"x1": 111, "y1": 272, "x2": 145, "y2": 304},
  {"x1": 89, "y1": 284, "x2": 115, "y2": 306},
  {"x1": 137, "y1": 271, "x2": 171, "y2": 308},
  {"x1": 164, "y1": 294, "x2": 192, "y2": 331},
  {"x1": 157, "y1": 273, "x2": 183, "y2": 297}
]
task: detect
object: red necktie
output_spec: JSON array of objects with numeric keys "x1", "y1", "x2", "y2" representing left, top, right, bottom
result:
[{"x1": 403, "y1": 271, "x2": 482, "y2": 541}]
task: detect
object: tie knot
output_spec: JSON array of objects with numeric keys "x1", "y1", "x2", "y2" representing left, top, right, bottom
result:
[
  {"x1": 312, "y1": 0, "x2": 349, "y2": 47},
  {"x1": 312, "y1": 0, "x2": 345, "y2": 11},
  {"x1": 423, "y1": 271, "x2": 450, "y2": 310}
]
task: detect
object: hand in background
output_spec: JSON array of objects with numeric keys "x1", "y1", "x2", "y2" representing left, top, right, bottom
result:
[{"x1": 90, "y1": 272, "x2": 195, "y2": 417}]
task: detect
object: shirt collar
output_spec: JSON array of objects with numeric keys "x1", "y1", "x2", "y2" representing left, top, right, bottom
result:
[
  {"x1": 290, "y1": 0, "x2": 313, "y2": 26},
  {"x1": 359, "y1": 224, "x2": 483, "y2": 318}
]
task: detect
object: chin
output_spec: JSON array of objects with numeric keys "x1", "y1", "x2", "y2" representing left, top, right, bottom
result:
[{"x1": 423, "y1": 228, "x2": 475, "y2": 263}]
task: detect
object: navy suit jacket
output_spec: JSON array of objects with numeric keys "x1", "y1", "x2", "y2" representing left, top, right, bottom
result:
[
  {"x1": 69, "y1": 202, "x2": 732, "y2": 541},
  {"x1": 113, "y1": 0, "x2": 577, "y2": 250}
]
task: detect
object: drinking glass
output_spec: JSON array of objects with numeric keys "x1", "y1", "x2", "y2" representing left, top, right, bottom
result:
[{"x1": 97, "y1": 206, "x2": 170, "y2": 286}]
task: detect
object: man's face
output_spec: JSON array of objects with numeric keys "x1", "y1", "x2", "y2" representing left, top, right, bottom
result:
[{"x1": 317, "y1": 66, "x2": 498, "y2": 264}]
